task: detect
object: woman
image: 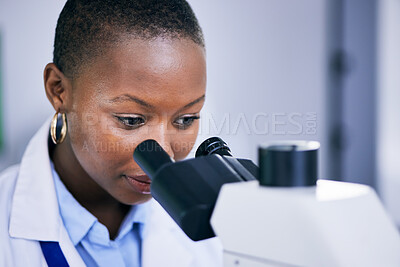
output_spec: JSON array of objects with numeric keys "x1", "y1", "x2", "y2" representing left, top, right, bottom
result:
[{"x1": 0, "y1": 0, "x2": 223, "y2": 266}]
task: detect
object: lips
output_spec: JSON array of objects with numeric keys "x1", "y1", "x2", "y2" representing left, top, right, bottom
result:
[
  {"x1": 124, "y1": 174, "x2": 152, "y2": 194},
  {"x1": 127, "y1": 174, "x2": 151, "y2": 184}
]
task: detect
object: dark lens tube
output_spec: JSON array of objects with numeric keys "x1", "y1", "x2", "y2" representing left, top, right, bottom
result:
[
  {"x1": 258, "y1": 141, "x2": 320, "y2": 187},
  {"x1": 195, "y1": 137, "x2": 233, "y2": 157},
  {"x1": 133, "y1": 139, "x2": 174, "y2": 179}
]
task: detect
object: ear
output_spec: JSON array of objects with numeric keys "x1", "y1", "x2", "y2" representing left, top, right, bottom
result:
[{"x1": 44, "y1": 63, "x2": 72, "y2": 112}]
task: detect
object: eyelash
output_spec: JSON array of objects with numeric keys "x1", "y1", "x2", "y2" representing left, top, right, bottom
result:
[
  {"x1": 117, "y1": 116, "x2": 146, "y2": 129},
  {"x1": 173, "y1": 115, "x2": 200, "y2": 130},
  {"x1": 115, "y1": 115, "x2": 200, "y2": 130}
]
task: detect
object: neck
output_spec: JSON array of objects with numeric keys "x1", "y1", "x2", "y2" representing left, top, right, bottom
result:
[{"x1": 51, "y1": 135, "x2": 129, "y2": 239}]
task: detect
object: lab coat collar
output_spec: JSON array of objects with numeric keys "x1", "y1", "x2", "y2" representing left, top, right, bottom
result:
[{"x1": 9, "y1": 117, "x2": 62, "y2": 241}]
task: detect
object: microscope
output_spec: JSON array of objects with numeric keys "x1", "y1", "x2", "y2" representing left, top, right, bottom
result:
[{"x1": 134, "y1": 137, "x2": 400, "y2": 267}]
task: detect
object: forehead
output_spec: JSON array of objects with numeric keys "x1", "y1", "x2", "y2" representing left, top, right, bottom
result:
[{"x1": 72, "y1": 37, "x2": 206, "y2": 106}]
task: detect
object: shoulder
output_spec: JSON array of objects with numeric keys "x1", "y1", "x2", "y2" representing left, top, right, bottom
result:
[
  {"x1": 0, "y1": 164, "x2": 20, "y2": 203},
  {"x1": 0, "y1": 165, "x2": 20, "y2": 264},
  {"x1": 0, "y1": 164, "x2": 20, "y2": 180},
  {"x1": 0, "y1": 164, "x2": 20, "y2": 226}
]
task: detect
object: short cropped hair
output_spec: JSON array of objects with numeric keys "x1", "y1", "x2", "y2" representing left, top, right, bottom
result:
[{"x1": 53, "y1": 0, "x2": 204, "y2": 79}]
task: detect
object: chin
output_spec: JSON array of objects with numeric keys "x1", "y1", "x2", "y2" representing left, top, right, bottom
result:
[{"x1": 123, "y1": 195, "x2": 153, "y2": 206}]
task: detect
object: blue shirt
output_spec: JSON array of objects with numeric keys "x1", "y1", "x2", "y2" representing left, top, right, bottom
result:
[{"x1": 51, "y1": 163, "x2": 149, "y2": 267}]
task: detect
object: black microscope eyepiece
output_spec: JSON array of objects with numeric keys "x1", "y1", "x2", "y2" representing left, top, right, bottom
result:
[
  {"x1": 133, "y1": 139, "x2": 174, "y2": 179},
  {"x1": 195, "y1": 137, "x2": 233, "y2": 157}
]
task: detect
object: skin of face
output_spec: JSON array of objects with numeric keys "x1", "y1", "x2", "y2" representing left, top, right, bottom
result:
[{"x1": 44, "y1": 37, "x2": 206, "y2": 215}]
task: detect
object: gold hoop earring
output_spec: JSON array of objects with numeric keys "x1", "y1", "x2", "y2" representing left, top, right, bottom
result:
[{"x1": 50, "y1": 112, "x2": 67, "y2": 144}]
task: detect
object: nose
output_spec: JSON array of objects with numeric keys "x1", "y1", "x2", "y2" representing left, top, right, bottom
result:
[
  {"x1": 149, "y1": 124, "x2": 175, "y2": 159},
  {"x1": 156, "y1": 138, "x2": 174, "y2": 159}
]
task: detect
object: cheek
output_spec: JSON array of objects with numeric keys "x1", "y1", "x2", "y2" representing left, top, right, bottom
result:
[{"x1": 67, "y1": 113, "x2": 135, "y2": 178}]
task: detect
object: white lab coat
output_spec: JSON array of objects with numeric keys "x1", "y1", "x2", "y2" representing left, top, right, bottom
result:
[{"x1": 0, "y1": 118, "x2": 223, "y2": 267}]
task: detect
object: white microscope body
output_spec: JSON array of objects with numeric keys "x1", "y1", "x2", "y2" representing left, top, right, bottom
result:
[
  {"x1": 134, "y1": 139, "x2": 400, "y2": 267},
  {"x1": 211, "y1": 179, "x2": 400, "y2": 267}
]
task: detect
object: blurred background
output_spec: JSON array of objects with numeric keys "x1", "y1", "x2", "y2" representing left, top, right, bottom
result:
[{"x1": 0, "y1": 0, "x2": 398, "y2": 227}]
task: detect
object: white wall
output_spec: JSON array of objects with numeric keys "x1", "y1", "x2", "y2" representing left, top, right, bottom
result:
[
  {"x1": 0, "y1": 0, "x2": 65, "y2": 170},
  {"x1": 0, "y1": 0, "x2": 328, "y2": 181},
  {"x1": 188, "y1": 0, "x2": 329, "y2": 178},
  {"x1": 378, "y1": 0, "x2": 400, "y2": 226}
]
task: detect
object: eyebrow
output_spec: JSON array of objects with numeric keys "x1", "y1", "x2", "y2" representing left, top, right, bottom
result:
[
  {"x1": 180, "y1": 94, "x2": 205, "y2": 111},
  {"x1": 107, "y1": 94, "x2": 154, "y2": 108},
  {"x1": 107, "y1": 94, "x2": 205, "y2": 110}
]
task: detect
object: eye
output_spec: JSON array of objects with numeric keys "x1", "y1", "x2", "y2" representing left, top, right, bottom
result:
[
  {"x1": 116, "y1": 115, "x2": 146, "y2": 129},
  {"x1": 173, "y1": 115, "x2": 200, "y2": 130}
]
